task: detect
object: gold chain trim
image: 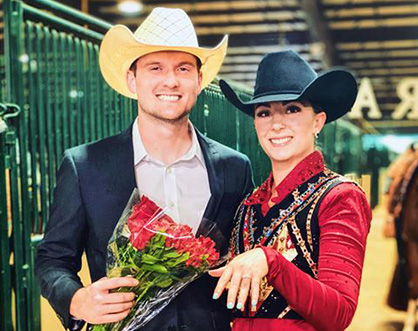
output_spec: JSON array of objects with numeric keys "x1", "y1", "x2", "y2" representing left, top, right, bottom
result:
[
  {"x1": 306, "y1": 197, "x2": 317, "y2": 251},
  {"x1": 278, "y1": 305, "x2": 292, "y2": 319}
]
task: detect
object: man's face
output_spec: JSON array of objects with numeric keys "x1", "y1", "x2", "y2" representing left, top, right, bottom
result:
[{"x1": 127, "y1": 51, "x2": 202, "y2": 123}]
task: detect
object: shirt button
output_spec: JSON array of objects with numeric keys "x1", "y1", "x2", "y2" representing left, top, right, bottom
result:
[
  {"x1": 167, "y1": 167, "x2": 172, "y2": 174},
  {"x1": 169, "y1": 201, "x2": 175, "y2": 208}
]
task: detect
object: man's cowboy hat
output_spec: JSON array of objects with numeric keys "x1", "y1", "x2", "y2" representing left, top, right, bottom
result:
[
  {"x1": 220, "y1": 50, "x2": 358, "y2": 123},
  {"x1": 99, "y1": 7, "x2": 228, "y2": 99}
]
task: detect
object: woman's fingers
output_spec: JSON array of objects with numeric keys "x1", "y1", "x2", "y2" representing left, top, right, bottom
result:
[
  {"x1": 208, "y1": 266, "x2": 226, "y2": 278},
  {"x1": 212, "y1": 266, "x2": 233, "y2": 299},
  {"x1": 211, "y1": 248, "x2": 269, "y2": 311},
  {"x1": 250, "y1": 277, "x2": 260, "y2": 312},
  {"x1": 226, "y1": 272, "x2": 243, "y2": 309},
  {"x1": 236, "y1": 275, "x2": 251, "y2": 310}
]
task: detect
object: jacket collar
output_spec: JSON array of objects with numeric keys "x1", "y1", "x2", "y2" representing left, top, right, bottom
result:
[
  {"x1": 195, "y1": 130, "x2": 225, "y2": 231},
  {"x1": 132, "y1": 118, "x2": 205, "y2": 167},
  {"x1": 243, "y1": 151, "x2": 324, "y2": 213}
]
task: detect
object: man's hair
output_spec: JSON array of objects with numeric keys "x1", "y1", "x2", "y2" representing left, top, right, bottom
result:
[{"x1": 129, "y1": 55, "x2": 202, "y2": 74}]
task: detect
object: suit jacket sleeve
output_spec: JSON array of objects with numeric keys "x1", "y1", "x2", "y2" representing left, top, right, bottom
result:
[
  {"x1": 242, "y1": 156, "x2": 254, "y2": 199},
  {"x1": 35, "y1": 150, "x2": 87, "y2": 329},
  {"x1": 261, "y1": 183, "x2": 371, "y2": 331}
]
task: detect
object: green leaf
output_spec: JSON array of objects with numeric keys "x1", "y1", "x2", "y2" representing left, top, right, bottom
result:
[
  {"x1": 156, "y1": 278, "x2": 173, "y2": 288},
  {"x1": 107, "y1": 266, "x2": 137, "y2": 278},
  {"x1": 142, "y1": 254, "x2": 160, "y2": 264},
  {"x1": 107, "y1": 267, "x2": 123, "y2": 278},
  {"x1": 166, "y1": 252, "x2": 190, "y2": 267},
  {"x1": 141, "y1": 263, "x2": 168, "y2": 273},
  {"x1": 90, "y1": 324, "x2": 107, "y2": 331},
  {"x1": 108, "y1": 241, "x2": 119, "y2": 260},
  {"x1": 165, "y1": 251, "x2": 180, "y2": 258}
]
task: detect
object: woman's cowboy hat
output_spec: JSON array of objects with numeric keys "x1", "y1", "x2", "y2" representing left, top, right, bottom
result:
[
  {"x1": 99, "y1": 7, "x2": 228, "y2": 99},
  {"x1": 220, "y1": 50, "x2": 358, "y2": 123}
]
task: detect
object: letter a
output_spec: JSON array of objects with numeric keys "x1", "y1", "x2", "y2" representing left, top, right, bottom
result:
[{"x1": 349, "y1": 77, "x2": 382, "y2": 119}]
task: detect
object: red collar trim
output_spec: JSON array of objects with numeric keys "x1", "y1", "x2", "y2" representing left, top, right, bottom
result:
[{"x1": 243, "y1": 151, "x2": 325, "y2": 213}]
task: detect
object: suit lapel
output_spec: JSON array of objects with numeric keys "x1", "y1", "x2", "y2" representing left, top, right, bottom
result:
[
  {"x1": 196, "y1": 130, "x2": 225, "y2": 226},
  {"x1": 109, "y1": 125, "x2": 136, "y2": 206}
]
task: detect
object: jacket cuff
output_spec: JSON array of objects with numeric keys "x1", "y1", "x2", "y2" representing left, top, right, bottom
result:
[
  {"x1": 48, "y1": 278, "x2": 83, "y2": 329},
  {"x1": 67, "y1": 316, "x2": 86, "y2": 331},
  {"x1": 259, "y1": 246, "x2": 282, "y2": 283}
]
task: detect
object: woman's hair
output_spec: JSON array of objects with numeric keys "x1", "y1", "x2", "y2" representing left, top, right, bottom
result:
[
  {"x1": 299, "y1": 100, "x2": 323, "y2": 114},
  {"x1": 297, "y1": 100, "x2": 324, "y2": 149}
]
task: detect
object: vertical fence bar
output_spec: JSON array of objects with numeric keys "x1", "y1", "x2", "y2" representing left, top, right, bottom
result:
[
  {"x1": 109, "y1": 90, "x2": 115, "y2": 135},
  {"x1": 68, "y1": 36, "x2": 77, "y2": 149},
  {"x1": 34, "y1": 25, "x2": 48, "y2": 232},
  {"x1": 0, "y1": 126, "x2": 13, "y2": 331},
  {"x1": 60, "y1": 33, "x2": 70, "y2": 152},
  {"x1": 102, "y1": 83, "x2": 109, "y2": 138},
  {"x1": 52, "y1": 29, "x2": 63, "y2": 165},
  {"x1": 74, "y1": 37, "x2": 83, "y2": 144},
  {"x1": 94, "y1": 44, "x2": 104, "y2": 140},
  {"x1": 43, "y1": 27, "x2": 55, "y2": 204},
  {"x1": 87, "y1": 42, "x2": 96, "y2": 141},
  {"x1": 26, "y1": 21, "x2": 40, "y2": 234},
  {"x1": 81, "y1": 40, "x2": 89, "y2": 143},
  {"x1": 9, "y1": 128, "x2": 26, "y2": 331}
]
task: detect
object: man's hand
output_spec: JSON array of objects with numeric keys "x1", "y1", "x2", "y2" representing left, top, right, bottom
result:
[{"x1": 70, "y1": 277, "x2": 139, "y2": 324}]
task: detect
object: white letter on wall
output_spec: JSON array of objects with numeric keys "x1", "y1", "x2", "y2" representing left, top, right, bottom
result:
[
  {"x1": 349, "y1": 77, "x2": 382, "y2": 119},
  {"x1": 392, "y1": 78, "x2": 418, "y2": 120}
]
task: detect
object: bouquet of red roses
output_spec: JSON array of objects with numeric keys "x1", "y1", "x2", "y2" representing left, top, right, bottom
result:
[{"x1": 91, "y1": 189, "x2": 226, "y2": 331}]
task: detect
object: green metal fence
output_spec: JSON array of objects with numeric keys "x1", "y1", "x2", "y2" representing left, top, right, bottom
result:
[{"x1": 0, "y1": 1, "x2": 363, "y2": 331}]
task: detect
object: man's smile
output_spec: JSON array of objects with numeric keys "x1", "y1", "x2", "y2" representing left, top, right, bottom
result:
[{"x1": 157, "y1": 94, "x2": 181, "y2": 101}]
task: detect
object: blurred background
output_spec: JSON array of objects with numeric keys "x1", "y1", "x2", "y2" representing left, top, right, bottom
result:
[{"x1": 1, "y1": 0, "x2": 418, "y2": 330}]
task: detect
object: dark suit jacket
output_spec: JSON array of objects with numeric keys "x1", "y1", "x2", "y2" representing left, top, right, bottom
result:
[{"x1": 35, "y1": 125, "x2": 253, "y2": 331}]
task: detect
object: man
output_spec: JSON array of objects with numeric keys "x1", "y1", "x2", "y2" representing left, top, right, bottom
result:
[{"x1": 35, "y1": 7, "x2": 253, "y2": 331}]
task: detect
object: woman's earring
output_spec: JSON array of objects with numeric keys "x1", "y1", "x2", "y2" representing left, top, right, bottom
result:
[{"x1": 314, "y1": 132, "x2": 319, "y2": 139}]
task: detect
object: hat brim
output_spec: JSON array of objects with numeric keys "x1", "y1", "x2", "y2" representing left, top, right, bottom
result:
[
  {"x1": 99, "y1": 25, "x2": 228, "y2": 99},
  {"x1": 220, "y1": 70, "x2": 358, "y2": 123}
]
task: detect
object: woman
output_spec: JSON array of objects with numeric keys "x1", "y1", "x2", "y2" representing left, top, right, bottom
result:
[{"x1": 209, "y1": 51, "x2": 372, "y2": 331}]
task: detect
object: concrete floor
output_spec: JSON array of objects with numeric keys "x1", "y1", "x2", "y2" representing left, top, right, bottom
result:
[
  {"x1": 40, "y1": 207, "x2": 409, "y2": 331},
  {"x1": 347, "y1": 207, "x2": 408, "y2": 331}
]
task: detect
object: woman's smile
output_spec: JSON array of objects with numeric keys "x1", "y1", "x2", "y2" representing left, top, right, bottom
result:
[{"x1": 269, "y1": 136, "x2": 292, "y2": 147}]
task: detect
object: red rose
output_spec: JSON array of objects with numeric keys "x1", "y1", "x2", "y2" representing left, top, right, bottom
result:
[{"x1": 127, "y1": 196, "x2": 163, "y2": 249}]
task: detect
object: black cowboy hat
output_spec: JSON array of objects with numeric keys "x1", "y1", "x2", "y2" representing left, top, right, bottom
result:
[{"x1": 220, "y1": 50, "x2": 358, "y2": 123}]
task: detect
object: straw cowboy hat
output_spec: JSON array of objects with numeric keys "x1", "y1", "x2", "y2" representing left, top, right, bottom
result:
[
  {"x1": 220, "y1": 50, "x2": 358, "y2": 123},
  {"x1": 99, "y1": 7, "x2": 228, "y2": 99}
]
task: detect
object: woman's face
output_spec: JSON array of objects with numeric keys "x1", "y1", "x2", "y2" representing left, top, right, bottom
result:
[{"x1": 254, "y1": 100, "x2": 326, "y2": 169}]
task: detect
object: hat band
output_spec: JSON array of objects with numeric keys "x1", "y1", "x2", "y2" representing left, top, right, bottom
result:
[{"x1": 254, "y1": 90, "x2": 302, "y2": 98}]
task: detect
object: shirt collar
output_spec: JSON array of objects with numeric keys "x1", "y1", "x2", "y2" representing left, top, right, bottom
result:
[
  {"x1": 244, "y1": 151, "x2": 325, "y2": 207},
  {"x1": 132, "y1": 118, "x2": 205, "y2": 167}
]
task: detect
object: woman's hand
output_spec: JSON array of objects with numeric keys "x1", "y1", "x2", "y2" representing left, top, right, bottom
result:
[{"x1": 209, "y1": 248, "x2": 268, "y2": 311}]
